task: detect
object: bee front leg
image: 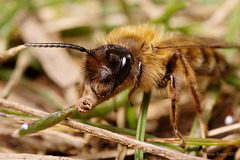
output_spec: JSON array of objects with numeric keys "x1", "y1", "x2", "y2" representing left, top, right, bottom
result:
[
  {"x1": 128, "y1": 62, "x2": 143, "y2": 106},
  {"x1": 158, "y1": 74, "x2": 186, "y2": 146}
]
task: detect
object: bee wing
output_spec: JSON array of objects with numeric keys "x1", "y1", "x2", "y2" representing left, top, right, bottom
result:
[{"x1": 154, "y1": 35, "x2": 240, "y2": 50}]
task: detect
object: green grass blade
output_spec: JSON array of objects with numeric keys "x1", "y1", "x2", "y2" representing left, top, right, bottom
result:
[
  {"x1": 225, "y1": 76, "x2": 240, "y2": 89},
  {"x1": 152, "y1": 0, "x2": 186, "y2": 25},
  {"x1": 14, "y1": 107, "x2": 75, "y2": 137},
  {"x1": 135, "y1": 92, "x2": 151, "y2": 160},
  {"x1": 126, "y1": 103, "x2": 137, "y2": 130},
  {"x1": 184, "y1": 137, "x2": 240, "y2": 146},
  {"x1": 0, "y1": 0, "x2": 28, "y2": 38}
]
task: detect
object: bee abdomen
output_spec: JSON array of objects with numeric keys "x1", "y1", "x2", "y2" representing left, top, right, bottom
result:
[
  {"x1": 211, "y1": 50, "x2": 227, "y2": 78},
  {"x1": 188, "y1": 48, "x2": 227, "y2": 78}
]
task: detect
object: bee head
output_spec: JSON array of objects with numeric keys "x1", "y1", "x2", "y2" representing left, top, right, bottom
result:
[
  {"x1": 24, "y1": 42, "x2": 133, "y2": 99},
  {"x1": 85, "y1": 44, "x2": 133, "y2": 98}
]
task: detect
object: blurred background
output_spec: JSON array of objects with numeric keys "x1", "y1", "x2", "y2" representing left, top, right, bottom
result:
[{"x1": 0, "y1": 0, "x2": 240, "y2": 159}]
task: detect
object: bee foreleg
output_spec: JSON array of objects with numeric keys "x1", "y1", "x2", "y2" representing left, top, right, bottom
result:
[
  {"x1": 78, "y1": 84, "x2": 85, "y2": 98},
  {"x1": 128, "y1": 62, "x2": 143, "y2": 106},
  {"x1": 176, "y1": 50, "x2": 207, "y2": 140}
]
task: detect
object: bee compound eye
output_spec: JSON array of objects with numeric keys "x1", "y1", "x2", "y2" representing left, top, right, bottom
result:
[{"x1": 117, "y1": 55, "x2": 131, "y2": 85}]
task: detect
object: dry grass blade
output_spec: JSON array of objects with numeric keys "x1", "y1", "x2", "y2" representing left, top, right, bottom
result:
[
  {"x1": 0, "y1": 112, "x2": 32, "y2": 124},
  {"x1": 208, "y1": 123, "x2": 240, "y2": 137},
  {"x1": 0, "y1": 153, "x2": 81, "y2": 160},
  {"x1": 205, "y1": 0, "x2": 240, "y2": 27},
  {"x1": 0, "y1": 98, "x2": 207, "y2": 160},
  {"x1": 0, "y1": 51, "x2": 32, "y2": 98},
  {"x1": 75, "y1": 149, "x2": 135, "y2": 159}
]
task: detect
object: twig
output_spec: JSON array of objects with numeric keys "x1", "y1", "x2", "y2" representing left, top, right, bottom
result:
[
  {"x1": 0, "y1": 98, "x2": 207, "y2": 160},
  {"x1": 0, "y1": 45, "x2": 26, "y2": 62},
  {"x1": 0, "y1": 98, "x2": 48, "y2": 117},
  {"x1": 75, "y1": 95, "x2": 98, "y2": 113},
  {"x1": 61, "y1": 119, "x2": 206, "y2": 160}
]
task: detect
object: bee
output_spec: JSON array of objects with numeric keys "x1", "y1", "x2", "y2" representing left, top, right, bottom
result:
[{"x1": 25, "y1": 24, "x2": 239, "y2": 144}]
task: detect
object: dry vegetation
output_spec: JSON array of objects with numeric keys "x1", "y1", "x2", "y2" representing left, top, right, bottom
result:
[{"x1": 0, "y1": 0, "x2": 240, "y2": 159}]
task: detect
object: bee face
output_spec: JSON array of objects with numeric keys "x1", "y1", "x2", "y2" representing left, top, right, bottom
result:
[{"x1": 85, "y1": 44, "x2": 133, "y2": 98}]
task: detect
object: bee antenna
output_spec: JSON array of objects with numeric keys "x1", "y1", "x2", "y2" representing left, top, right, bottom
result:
[{"x1": 24, "y1": 43, "x2": 95, "y2": 55}]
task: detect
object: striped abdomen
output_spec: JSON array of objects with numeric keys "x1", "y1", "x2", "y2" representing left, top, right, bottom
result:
[{"x1": 183, "y1": 48, "x2": 227, "y2": 78}]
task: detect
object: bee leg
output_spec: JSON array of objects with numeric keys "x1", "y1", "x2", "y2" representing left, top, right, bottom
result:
[
  {"x1": 168, "y1": 74, "x2": 186, "y2": 146},
  {"x1": 176, "y1": 51, "x2": 207, "y2": 140},
  {"x1": 78, "y1": 84, "x2": 85, "y2": 98},
  {"x1": 159, "y1": 74, "x2": 186, "y2": 146},
  {"x1": 128, "y1": 62, "x2": 143, "y2": 106}
]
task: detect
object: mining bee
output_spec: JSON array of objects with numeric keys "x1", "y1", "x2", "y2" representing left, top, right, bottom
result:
[{"x1": 25, "y1": 24, "x2": 240, "y2": 145}]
